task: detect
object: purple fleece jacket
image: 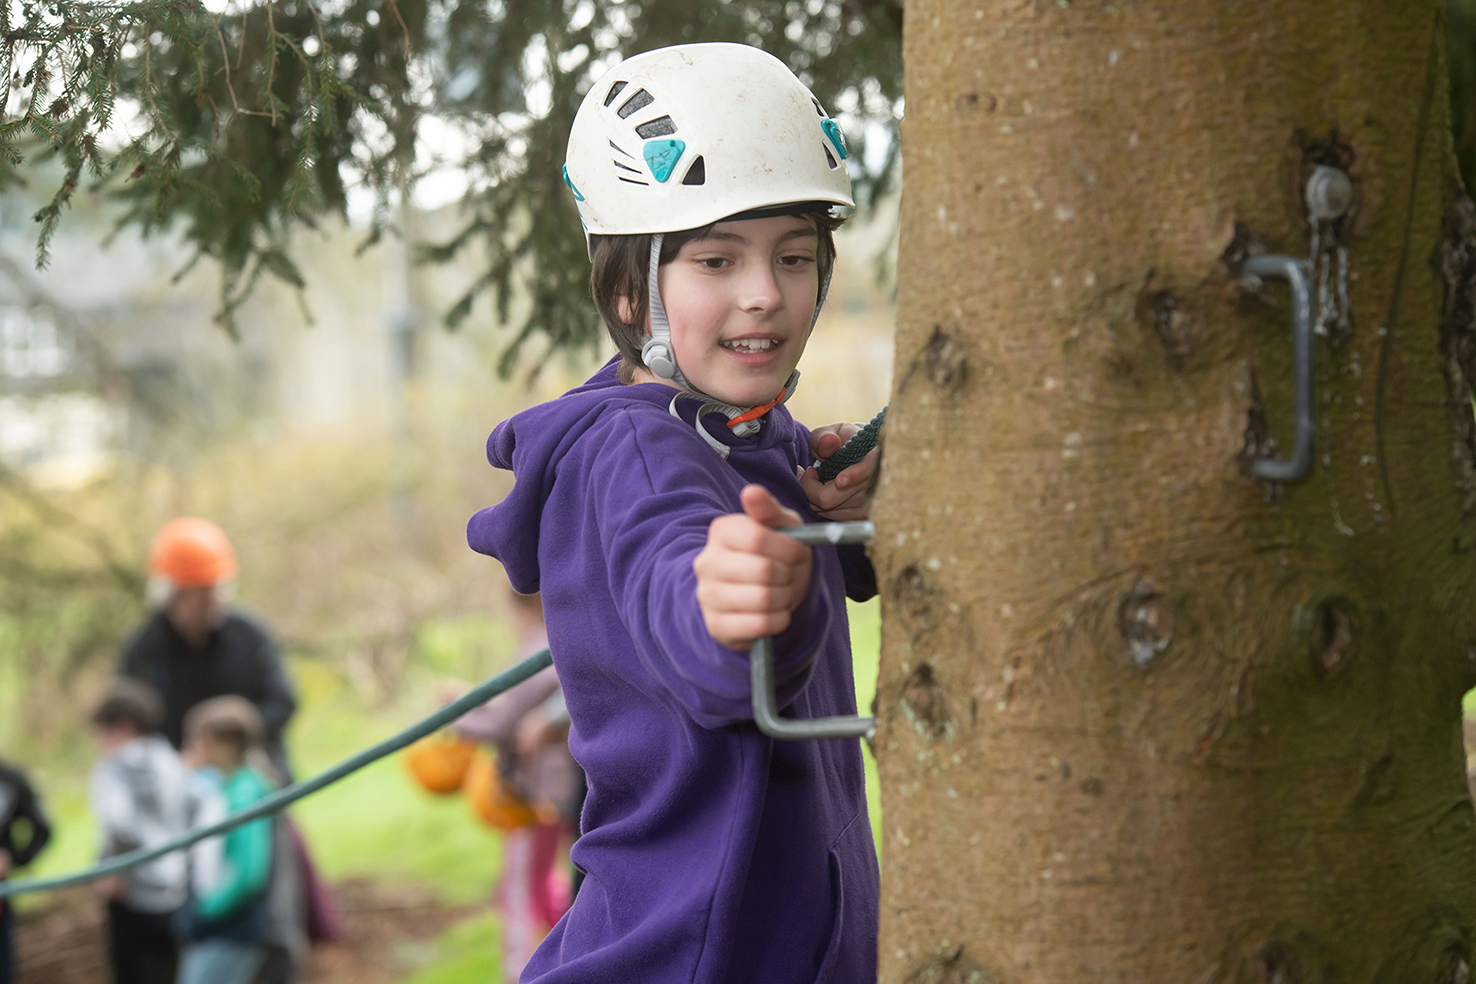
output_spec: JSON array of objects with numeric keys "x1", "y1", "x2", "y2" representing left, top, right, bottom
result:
[{"x1": 467, "y1": 358, "x2": 879, "y2": 984}]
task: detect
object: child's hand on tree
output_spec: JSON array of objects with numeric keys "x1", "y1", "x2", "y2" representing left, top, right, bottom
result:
[
  {"x1": 695, "y1": 485, "x2": 814, "y2": 650},
  {"x1": 799, "y1": 423, "x2": 877, "y2": 521}
]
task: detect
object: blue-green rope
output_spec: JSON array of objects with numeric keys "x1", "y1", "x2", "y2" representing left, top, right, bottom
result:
[
  {"x1": 0, "y1": 648, "x2": 554, "y2": 900},
  {"x1": 815, "y1": 406, "x2": 887, "y2": 484}
]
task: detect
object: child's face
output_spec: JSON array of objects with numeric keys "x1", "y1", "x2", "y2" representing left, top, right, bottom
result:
[
  {"x1": 93, "y1": 722, "x2": 137, "y2": 754},
  {"x1": 654, "y1": 214, "x2": 821, "y2": 408},
  {"x1": 184, "y1": 733, "x2": 241, "y2": 773}
]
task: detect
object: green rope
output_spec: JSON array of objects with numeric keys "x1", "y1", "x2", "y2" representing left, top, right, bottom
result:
[
  {"x1": 815, "y1": 406, "x2": 887, "y2": 484},
  {"x1": 0, "y1": 648, "x2": 554, "y2": 900}
]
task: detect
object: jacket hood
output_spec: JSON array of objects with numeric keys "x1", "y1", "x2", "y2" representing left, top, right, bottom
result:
[{"x1": 467, "y1": 357, "x2": 796, "y2": 594}]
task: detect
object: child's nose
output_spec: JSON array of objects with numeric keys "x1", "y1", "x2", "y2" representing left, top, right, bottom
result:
[{"x1": 738, "y1": 264, "x2": 783, "y2": 312}]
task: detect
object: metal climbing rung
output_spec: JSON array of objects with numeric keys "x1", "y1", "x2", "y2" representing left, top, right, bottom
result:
[{"x1": 751, "y1": 521, "x2": 877, "y2": 741}]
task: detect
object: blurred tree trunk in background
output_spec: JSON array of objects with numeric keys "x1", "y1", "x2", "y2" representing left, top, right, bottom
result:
[{"x1": 874, "y1": 1, "x2": 1476, "y2": 979}]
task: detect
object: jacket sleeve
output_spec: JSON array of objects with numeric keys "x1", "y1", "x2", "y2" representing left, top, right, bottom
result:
[
  {"x1": 3, "y1": 770, "x2": 51, "y2": 867},
  {"x1": 89, "y1": 765, "x2": 140, "y2": 859},
  {"x1": 588, "y1": 416, "x2": 834, "y2": 730},
  {"x1": 249, "y1": 632, "x2": 297, "y2": 743},
  {"x1": 453, "y1": 665, "x2": 561, "y2": 744},
  {"x1": 838, "y1": 545, "x2": 877, "y2": 602},
  {"x1": 185, "y1": 778, "x2": 226, "y2": 899},
  {"x1": 119, "y1": 626, "x2": 154, "y2": 687}
]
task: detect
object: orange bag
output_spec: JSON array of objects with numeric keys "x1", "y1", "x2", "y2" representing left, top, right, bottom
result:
[
  {"x1": 404, "y1": 732, "x2": 477, "y2": 794},
  {"x1": 463, "y1": 749, "x2": 539, "y2": 831}
]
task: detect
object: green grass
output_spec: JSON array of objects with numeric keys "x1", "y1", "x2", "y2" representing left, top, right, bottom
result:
[
  {"x1": 286, "y1": 661, "x2": 505, "y2": 905},
  {"x1": 849, "y1": 598, "x2": 883, "y2": 861},
  {"x1": 396, "y1": 913, "x2": 503, "y2": 984}
]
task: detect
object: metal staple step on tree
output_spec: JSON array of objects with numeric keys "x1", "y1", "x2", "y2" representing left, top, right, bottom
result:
[{"x1": 0, "y1": 649, "x2": 555, "y2": 900}]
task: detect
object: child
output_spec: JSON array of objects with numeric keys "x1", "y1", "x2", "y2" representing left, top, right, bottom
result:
[
  {"x1": 175, "y1": 696, "x2": 277, "y2": 984},
  {"x1": 0, "y1": 760, "x2": 52, "y2": 984},
  {"x1": 89, "y1": 679, "x2": 199, "y2": 984},
  {"x1": 467, "y1": 43, "x2": 879, "y2": 983},
  {"x1": 451, "y1": 590, "x2": 580, "y2": 982}
]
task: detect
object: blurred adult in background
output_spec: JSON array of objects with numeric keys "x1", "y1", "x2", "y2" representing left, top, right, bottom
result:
[
  {"x1": 118, "y1": 517, "x2": 339, "y2": 976},
  {"x1": 451, "y1": 591, "x2": 583, "y2": 984},
  {"x1": 120, "y1": 518, "x2": 297, "y2": 781},
  {"x1": 0, "y1": 760, "x2": 52, "y2": 984}
]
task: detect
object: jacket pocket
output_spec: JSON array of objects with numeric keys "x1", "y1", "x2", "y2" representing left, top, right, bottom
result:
[{"x1": 812, "y1": 810, "x2": 878, "y2": 984}]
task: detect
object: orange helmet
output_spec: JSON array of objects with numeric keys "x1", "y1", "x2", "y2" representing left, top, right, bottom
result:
[{"x1": 148, "y1": 518, "x2": 239, "y2": 588}]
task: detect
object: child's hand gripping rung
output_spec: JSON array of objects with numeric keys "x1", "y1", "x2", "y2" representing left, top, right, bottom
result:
[
  {"x1": 750, "y1": 521, "x2": 877, "y2": 741},
  {"x1": 814, "y1": 407, "x2": 887, "y2": 484}
]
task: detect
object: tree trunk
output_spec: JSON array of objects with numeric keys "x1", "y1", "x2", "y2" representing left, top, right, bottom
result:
[{"x1": 873, "y1": 2, "x2": 1476, "y2": 980}]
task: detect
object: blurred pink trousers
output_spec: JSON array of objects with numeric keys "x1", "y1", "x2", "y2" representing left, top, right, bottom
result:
[{"x1": 499, "y1": 822, "x2": 572, "y2": 983}]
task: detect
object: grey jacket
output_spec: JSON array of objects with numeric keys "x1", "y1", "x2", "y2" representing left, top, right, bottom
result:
[{"x1": 90, "y1": 736, "x2": 218, "y2": 913}]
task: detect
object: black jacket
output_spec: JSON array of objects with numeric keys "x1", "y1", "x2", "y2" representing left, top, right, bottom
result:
[
  {"x1": 0, "y1": 761, "x2": 52, "y2": 869},
  {"x1": 120, "y1": 610, "x2": 297, "y2": 780}
]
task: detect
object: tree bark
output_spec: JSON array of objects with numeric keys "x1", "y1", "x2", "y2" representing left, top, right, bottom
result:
[{"x1": 873, "y1": 2, "x2": 1476, "y2": 980}]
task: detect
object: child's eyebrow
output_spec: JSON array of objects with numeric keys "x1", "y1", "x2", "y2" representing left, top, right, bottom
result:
[{"x1": 697, "y1": 227, "x2": 820, "y2": 247}]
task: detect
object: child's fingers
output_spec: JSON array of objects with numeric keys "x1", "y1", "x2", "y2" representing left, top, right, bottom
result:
[
  {"x1": 697, "y1": 581, "x2": 807, "y2": 619},
  {"x1": 798, "y1": 447, "x2": 877, "y2": 521},
  {"x1": 813, "y1": 429, "x2": 843, "y2": 459},
  {"x1": 831, "y1": 446, "x2": 877, "y2": 490},
  {"x1": 808, "y1": 422, "x2": 861, "y2": 462},
  {"x1": 710, "y1": 511, "x2": 810, "y2": 567},
  {"x1": 739, "y1": 484, "x2": 805, "y2": 530},
  {"x1": 693, "y1": 547, "x2": 800, "y2": 587},
  {"x1": 702, "y1": 609, "x2": 796, "y2": 650}
]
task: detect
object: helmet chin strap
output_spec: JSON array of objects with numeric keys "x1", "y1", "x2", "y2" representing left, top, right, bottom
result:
[{"x1": 641, "y1": 231, "x2": 833, "y2": 452}]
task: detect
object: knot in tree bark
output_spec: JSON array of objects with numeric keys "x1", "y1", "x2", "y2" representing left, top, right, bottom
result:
[
  {"x1": 900, "y1": 662, "x2": 954, "y2": 741},
  {"x1": 922, "y1": 325, "x2": 968, "y2": 393},
  {"x1": 1309, "y1": 597, "x2": 1359, "y2": 679},
  {"x1": 1117, "y1": 584, "x2": 1174, "y2": 669}
]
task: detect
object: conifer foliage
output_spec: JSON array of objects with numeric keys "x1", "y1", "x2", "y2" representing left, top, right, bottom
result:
[{"x1": 0, "y1": 0, "x2": 901, "y2": 361}]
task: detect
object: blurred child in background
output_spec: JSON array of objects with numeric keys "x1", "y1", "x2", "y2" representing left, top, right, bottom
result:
[
  {"x1": 89, "y1": 680, "x2": 200, "y2": 984},
  {"x1": 0, "y1": 760, "x2": 51, "y2": 984},
  {"x1": 451, "y1": 590, "x2": 582, "y2": 983},
  {"x1": 174, "y1": 696, "x2": 280, "y2": 984}
]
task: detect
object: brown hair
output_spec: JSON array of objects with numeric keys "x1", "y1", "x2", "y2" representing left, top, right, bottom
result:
[
  {"x1": 183, "y1": 695, "x2": 264, "y2": 759},
  {"x1": 590, "y1": 210, "x2": 844, "y2": 383},
  {"x1": 91, "y1": 679, "x2": 164, "y2": 735}
]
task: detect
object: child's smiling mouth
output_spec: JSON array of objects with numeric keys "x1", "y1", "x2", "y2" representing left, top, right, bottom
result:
[{"x1": 720, "y1": 337, "x2": 782, "y2": 354}]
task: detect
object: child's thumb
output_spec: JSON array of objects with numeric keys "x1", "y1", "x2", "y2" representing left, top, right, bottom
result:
[{"x1": 740, "y1": 484, "x2": 799, "y2": 529}]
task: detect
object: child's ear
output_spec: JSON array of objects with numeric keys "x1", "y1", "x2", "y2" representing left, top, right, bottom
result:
[{"x1": 615, "y1": 295, "x2": 635, "y2": 325}]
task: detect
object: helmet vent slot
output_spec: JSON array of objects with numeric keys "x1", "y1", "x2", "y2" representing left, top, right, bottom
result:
[
  {"x1": 613, "y1": 160, "x2": 643, "y2": 174},
  {"x1": 681, "y1": 156, "x2": 706, "y2": 186},
  {"x1": 618, "y1": 176, "x2": 650, "y2": 186},
  {"x1": 635, "y1": 116, "x2": 676, "y2": 138},
  {"x1": 617, "y1": 89, "x2": 654, "y2": 118},
  {"x1": 609, "y1": 139, "x2": 634, "y2": 158},
  {"x1": 604, "y1": 81, "x2": 628, "y2": 107},
  {"x1": 823, "y1": 143, "x2": 838, "y2": 169},
  {"x1": 811, "y1": 98, "x2": 825, "y2": 117}
]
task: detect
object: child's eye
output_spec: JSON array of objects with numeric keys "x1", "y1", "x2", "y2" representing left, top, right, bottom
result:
[
  {"x1": 696, "y1": 257, "x2": 730, "y2": 270},
  {"x1": 778, "y1": 254, "x2": 815, "y2": 268}
]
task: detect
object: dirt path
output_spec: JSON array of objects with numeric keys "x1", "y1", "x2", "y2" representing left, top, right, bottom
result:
[{"x1": 13, "y1": 879, "x2": 480, "y2": 984}]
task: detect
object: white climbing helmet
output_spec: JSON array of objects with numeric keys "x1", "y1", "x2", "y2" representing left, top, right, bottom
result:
[
  {"x1": 563, "y1": 43, "x2": 855, "y2": 454},
  {"x1": 563, "y1": 42, "x2": 855, "y2": 254}
]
